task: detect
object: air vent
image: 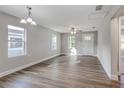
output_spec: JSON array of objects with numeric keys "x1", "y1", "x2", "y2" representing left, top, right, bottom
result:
[{"x1": 96, "y1": 5, "x2": 103, "y2": 11}]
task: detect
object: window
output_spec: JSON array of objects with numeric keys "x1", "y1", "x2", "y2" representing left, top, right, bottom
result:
[
  {"x1": 121, "y1": 36, "x2": 124, "y2": 49},
  {"x1": 8, "y1": 25, "x2": 26, "y2": 58},
  {"x1": 84, "y1": 35, "x2": 91, "y2": 40},
  {"x1": 68, "y1": 35, "x2": 76, "y2": 49},
  {"x1": 51, "y1": 33, "x2": 57, "y2": 50},
  {"x1": 68, "y1": 35, "x2": 77, "y2": 55}
]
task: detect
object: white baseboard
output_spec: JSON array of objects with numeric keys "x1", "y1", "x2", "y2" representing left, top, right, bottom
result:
[
  {"x1": 61, "y1": 53, "x2": 68, "y2": 55},
  {"x1": 61, "y1": 53, "x2": 97, "y2": 56},
  {"x1": 0, "y1": 54, "x2": 60, "y2": 78},
  {"x1": 111, "y1": 75, "x2": 118, "y2": 81}
]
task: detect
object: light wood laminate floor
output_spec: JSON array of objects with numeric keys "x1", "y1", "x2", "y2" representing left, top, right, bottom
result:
[{"x1": 0, "y1": 55, "x2": 121, "y2": 88}]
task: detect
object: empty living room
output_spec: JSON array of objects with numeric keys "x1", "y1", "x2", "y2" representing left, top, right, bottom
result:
[{"x1": 0, "y1": 0, "x2": 124, "y2": 92}]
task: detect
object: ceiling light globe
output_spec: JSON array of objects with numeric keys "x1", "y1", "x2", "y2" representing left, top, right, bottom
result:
[
  {"x1": 27, "y1": 17, "x2": 32, "y2": 23},
  {"x1": 31, "y1": 21, "x2": 37, "y2": 25},
  {"x1": 71, "y1": 31, "x2": 74, "y2": 34},
  {"x1": 74, "y1": 31, "x2": 76, "y2": 34},
  {"x1": 20, "y1": 19, "x2": 27, "y2": 24}
]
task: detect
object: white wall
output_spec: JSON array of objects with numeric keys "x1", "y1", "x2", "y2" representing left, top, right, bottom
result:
[
  {"x1": 61, "y1": 33, "x2": 69, "y2": 54},
  {"x1": 97, "y1": 17, "x2": 112, "y2": 78},
  {"x1": 0, "y1": 12, "x2": 61, "y2": 75},
  {"x1": 97, "y1": 6, "x2": 120, "y2": 79}
]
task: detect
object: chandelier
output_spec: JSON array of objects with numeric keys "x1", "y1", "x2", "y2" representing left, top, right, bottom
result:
[
  {"x1": 70, "y1": 27, "x2": 77, "y2": 35},
  {"x1": 20, "y1": 6, "x2": 37, "y2": 25}
]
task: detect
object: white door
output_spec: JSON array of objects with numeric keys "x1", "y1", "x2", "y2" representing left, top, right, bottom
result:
[
  {"x1": 82, "y1": 33, "x2": 94, "y2": 55},
  {"x1": 119, "y1": 16, "x2": 124, "y2": 74},
  {"x1": 76, "y1": 32, "x2": 95, "y2": 55}
]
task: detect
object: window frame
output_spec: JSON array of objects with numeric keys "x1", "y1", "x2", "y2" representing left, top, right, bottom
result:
[
  {"x1": 8, "y1": 25, "x2": 27, "y2": 58},
  {"x1": 51, "y1": 33, "x2": 57, "y2": 51},
  {"x1": 68, "y1": 35, "x2": 76, "y2": 49},
  {"x1": 84, "y1": 35, "x2": 91, "y2": 41}
]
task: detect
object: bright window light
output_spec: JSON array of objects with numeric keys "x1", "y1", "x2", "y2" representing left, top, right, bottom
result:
[
  {"x1": 8, "y1": 25, "x2": 24, "y2": 31},
  {"x1": 8, "y1": 25, "x2": 27, "y2": 58},
  {"x1": 84, "y1": 36, "x2": 91, "y2": 40},
  {"x1": 51, "y1": 33, "x2": 57, "y2": 50}
]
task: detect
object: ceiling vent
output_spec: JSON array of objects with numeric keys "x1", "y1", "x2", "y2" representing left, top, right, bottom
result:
[{"x1": 96, "y1": 5, "x2": 103, "y2": 11}]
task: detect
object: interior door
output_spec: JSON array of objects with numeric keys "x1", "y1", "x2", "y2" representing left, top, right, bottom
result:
[
  {"x1": 81, "y1": 33, "x2": 95, "y2": 55},
  {"x1": 76, "y1": 32, "x2": 95, "y2": 55},
  {"x1": 119, "y1": 16, "x2": 124, "y2": 74}
]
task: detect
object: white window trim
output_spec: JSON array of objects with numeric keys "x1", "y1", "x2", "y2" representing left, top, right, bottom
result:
[
  {"x1": 51, "y1": 33, "x2": 57, "y2": 51},
  {"x1": 8, "y1": 25, "x2": 27, "y2": 58}
]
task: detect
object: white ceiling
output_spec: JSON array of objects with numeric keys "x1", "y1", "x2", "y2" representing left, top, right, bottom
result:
[{"x1": 0, "y1": 5, "x2": 113, "y2": 33}]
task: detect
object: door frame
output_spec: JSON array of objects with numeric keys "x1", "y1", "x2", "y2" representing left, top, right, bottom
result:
[{"x1": 118, "y1": 16, "x2": 124, "y2": 75}]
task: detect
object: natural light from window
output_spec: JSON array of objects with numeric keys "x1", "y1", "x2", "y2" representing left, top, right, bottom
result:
[
  {"x1": 84, "y1": 36, "x2": 91, "y2": 40},
  {"x1": 51, "y1": 33, "x2": 57, "y2": 51},
  {"x1": 8, "y1": 25, "x2": 26, "y2": 58},
  {"x1": 68, "y1": 36, "x2": 77, "y2": 55}
]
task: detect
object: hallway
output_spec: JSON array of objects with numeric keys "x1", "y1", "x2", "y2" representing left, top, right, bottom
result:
[{"x1": 0, "y1": 55, "x2": 120, "y2": 88}]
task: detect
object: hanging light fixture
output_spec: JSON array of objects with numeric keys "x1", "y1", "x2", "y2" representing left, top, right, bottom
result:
[
  {"x1": 20, "y1": 6, "x2": 37, "y2": 25},
  {"x1": 70, "y1": 27, "x2": 77, "y2": 35}
]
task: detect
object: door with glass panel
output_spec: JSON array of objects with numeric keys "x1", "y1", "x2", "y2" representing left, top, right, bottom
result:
[
  {"x1": 81, "y1": 33, "x2": 95, "y2": 55},
  {"x1": 76, "y1": 32, "x2": 95, "y2": 55}
]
